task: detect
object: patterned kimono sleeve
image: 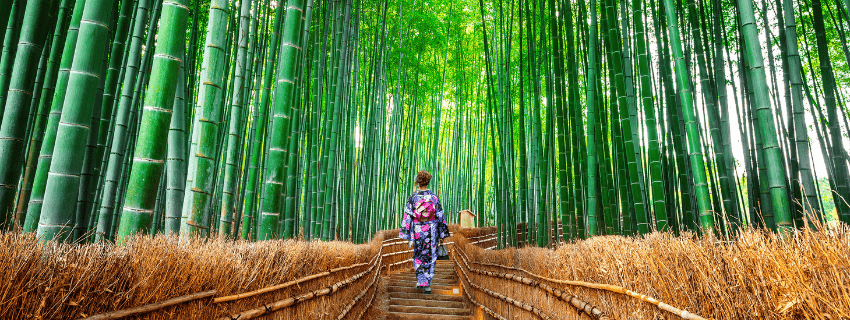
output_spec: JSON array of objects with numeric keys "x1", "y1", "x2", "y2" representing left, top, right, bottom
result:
[
  {"x1": 432, "y1": 191, "x2": 451, "y2": 239},
  {"x1": 399, "y1": 195, "x2": 415, "y2": 240}
]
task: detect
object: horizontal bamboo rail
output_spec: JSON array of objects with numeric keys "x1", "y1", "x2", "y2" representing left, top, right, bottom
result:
[
  {"x1": 355, "y1": 272, "x2": 379, "y2": 319},
  {"x1": 470, "y1": 236, "x2": 497, "y2": 246},
  {"x1": 472, "y1": 256, "x2": 709, "y2": 320},
  {"x1": 455, "y1": 248, "x2": 609, "y2": 320},
  {"x1": 383, "y1": 239, "x2": 409, "y2": 246},
  {"x1": 218, "y1": 252, "x2": 383, "y2": 320},
  {"x1": 460, "y1": 281, "x2": 509, "y2": 320},
  {"x1": 466, "y1": 233, "x2": 496, "y2": 241},
  {"x1": 382, "y1": 248, "x2": 413, "y2": 258},
  {"x1": 79, "y1": 290, "x2": 217, "y2": 320},
  {"x1": 452, "y1": 249, "x2": 554, "y2": 320},
  {"x1": 213, "y1": 247, "x2": 381, "y2": 303},
  {"x1": 337, "y1": 256, "x2": 381, "y2": 320},
  {"x1": 382, "y1": 236, "x2": 401, "y2": 243},
  {"x1": 386, "y1": 259, "x2": 412, "y2": 269}
]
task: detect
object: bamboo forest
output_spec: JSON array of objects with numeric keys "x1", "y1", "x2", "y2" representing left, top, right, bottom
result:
[{"x1": 3, "y1": 0, "x2": 850, "y2": 317}]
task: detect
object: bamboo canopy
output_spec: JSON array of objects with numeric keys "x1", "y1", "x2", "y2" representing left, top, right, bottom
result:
[{"x1": 0, "y1": 0, "x2": 848, "y2": 245}]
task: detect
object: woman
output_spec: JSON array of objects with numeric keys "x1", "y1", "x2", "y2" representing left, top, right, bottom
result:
[{"x1": 399, "y1": 170, "x2": 450, "y2": 294}]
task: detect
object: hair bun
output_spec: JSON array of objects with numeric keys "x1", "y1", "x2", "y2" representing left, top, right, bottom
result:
[{"x1": 416, "y1": 170, "x2": 432, "y2": 187}]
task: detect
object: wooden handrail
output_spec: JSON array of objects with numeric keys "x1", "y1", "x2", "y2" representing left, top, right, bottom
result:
[
  {"x1": 337, "y1": 257, "x2": 381, "y2": 320},
  {"x1": 461, "y1": 248, "x2": 709, "y2": 320},
  {"x1": 79, "y1": 290, "x2": 217, "y2": 320},
  {"x1": 213, "y1": 247, "x2": 381, "y2": 303},
  {"x1": 459, "y1": 280, "x2": 508, "y2": 320},
  {"x1": 454, "y1": 248, "x2": 608, "y2": 320},
  {"x1": 219, "y1": 253, "x2": 383, "y2": 320},
  {"x1": 355, "y1": 273, "x2": 379, "y2": 319},
  {"x1": 382, "y1": 248, "x2": 413, "y2": 258},
  {"x1": 452, "y1": 249, "x2": 554, "y2": 320}
]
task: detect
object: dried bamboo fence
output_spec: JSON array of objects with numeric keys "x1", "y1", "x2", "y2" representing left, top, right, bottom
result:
[
  {"x1": 0, "y1": 231, "x2": 389, "y2": 319},
  {"x1": 6, "y1": 225, "x2": 846, "y2": 319},
  {"x1": 451, "y1": 227, "x2": 850, "y2": 320}
]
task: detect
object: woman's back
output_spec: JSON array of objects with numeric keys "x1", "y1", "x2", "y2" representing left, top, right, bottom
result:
[{"x1": 398, "y1": 171, "x2": 450, "y2": 293}]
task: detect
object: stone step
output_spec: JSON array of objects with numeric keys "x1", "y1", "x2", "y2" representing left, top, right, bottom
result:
[
  {"x1": 386, "y1": 285, "x2": 457, "y2": 296},
  {"x1": 388, "y1": 275, "x2": 458, "y2": 283},
  {"x1": 388, "y1": 291, "x2": 464, "y2": 302},
  {"x1": 390, "y1": 264, "x2": 456, "y2": 271},
  {"x1": 389, "y1": 278, "x2": 457, "y2": 286},
  {"x1": 389, "y1": 283, "x2": 458, "y2": 291},
  {"x1": 388, "y1": 305, "x2": 471, "y2": 316},
  {"x1": 390, "y1": 268, "x2": 456, "y2": 274},
  {"x1": 389, "y1": 271, "x2": 457, "y2": 280},
  {"x1": 385, "y1": 311, "x2": 471, "y2": 320},
  {"x1": 388, "y1": 277, "x2": 456, "y2": 282},
  {"x1": 388, "y1": 297, "x2": 465, "y2": 309},
  {"x1": 387, "y1": 279, "x2": 458, "y2": 288},
  {"x1": 390, "y1": 271, "x2": 456, "y2": 278}
]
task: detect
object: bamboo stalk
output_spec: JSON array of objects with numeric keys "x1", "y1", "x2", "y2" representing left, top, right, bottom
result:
[{"x1": 80, "y1": 290, "x2": 217, "y2": 320}]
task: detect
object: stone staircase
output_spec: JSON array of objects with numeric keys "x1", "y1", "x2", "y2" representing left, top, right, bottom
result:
[{"x1": 385, "y1": 260, "x2": 471, "y2": 320}]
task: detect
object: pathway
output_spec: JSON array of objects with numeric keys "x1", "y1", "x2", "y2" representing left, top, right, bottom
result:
[{"x1": 384, "y1": 259, "x2": 472, "y2": 320}]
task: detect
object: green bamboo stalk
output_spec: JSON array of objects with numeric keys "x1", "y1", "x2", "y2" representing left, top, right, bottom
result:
[
  {"x1": 259, "y1": 0, "x2": 306, "y2": 240},
  {"x1": 0, "y1": 0, "x2": 13, "y2": 55},
  {"x1": 85, "y1": 0, "x2": 136, "y2": 230},
  {"x1": 0, "y1": 0, "x2": 24, "y2": 117},
  {"x1": 180, "y1": 0, "x2": 232, "y2": 236},
  {"x1": 94, "y1": 0, "x2": 156, "y2": 242},
  {"x1": 116, "y1": 0, "x2": 189, "y2": 238},
  {"x1": 782, "y1": 0, "x2": 821, "y2": 220},
  {"x1": 37, "y1": 0, "x2": 115, "y2": 241},
  {"x1": 660, "y1": 0, "x2": 713, "y2": 231},
  {"x1": 23, "y1": 0, "x2": 87, "y2": 233},
  {"x1": 242, "y1": 0, "x2": 281, "y2": 240},
  {"x1": 584, "y1": 0, "x2": 600, "y2": 237},
  {"x1": 810, "y1": 0, "x2": 850, "y2": 223},
  {"x1": 164, "y1": 58, "x2": 186, "y2": 235},
  {"x1": 218, "y1": 0, "x2": 253, "y2": 237},
  {"x1": 738, "y1": 0, "x2": 791, "y2": 232},
  {"x1": 633, "y1": 0, "x2": 666, "y2": 231},
  {"x1": 0, "y1": 0, "x2": 54, "y2": 227},
  {"x1": 14, "y1": 0, "x2": 76, "y2": 226}
]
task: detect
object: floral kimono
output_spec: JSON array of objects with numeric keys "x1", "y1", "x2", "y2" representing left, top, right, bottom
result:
[{"x1": 399, "y1": 189, "x2": 450, "y2": 287}]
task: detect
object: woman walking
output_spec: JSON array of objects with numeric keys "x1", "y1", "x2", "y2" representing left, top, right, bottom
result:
[{"x1": 399, "y1": 170, "x2": 450, "y2": 294}]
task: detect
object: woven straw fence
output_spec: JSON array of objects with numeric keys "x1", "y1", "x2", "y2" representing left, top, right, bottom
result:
[
  {"x1": 0, "y1": 231, "x2": 391, "y2": 319},
  {"x1": 451, "y1": 226, "x2": 850, "y2": 320}
]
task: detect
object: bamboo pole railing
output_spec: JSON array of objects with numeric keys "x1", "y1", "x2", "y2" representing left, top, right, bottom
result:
[
  {"x1": 452, "y1": 248, "x2": 554, "y2": 320},
  {"x1": 466, "y1": 233, "x2": 496, "y2": 242},
  {"x1": 337, "y1": 254, "x2": 381, "y2": 320},
  {"x1": 79, "y1": 290, "x2": 218, "y2": 320},
  {"x1": 213, "y1": 246, "x2": 382, "y2": 303},
  {"x1": 454, "y1": 247, "x2": 609, "y2": 320},
  {"x1": 382, "y1": 248, "x2": 413, "y2": 258},
  {"x1": 469, "y1": 253, "x2": 709, "y2": 320},
  {"x1": 470, "y1": 236, "x2": 497, "y2": 246},
  {"x1": 460, "y1": 281, "x2": 509, "y2": 320},
  {"x1": 218, "y1": 252, "x2": 383, "y2": 320},
  {"x1": 355, "y1": 272, "x2": 379, "y2": 319}
]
